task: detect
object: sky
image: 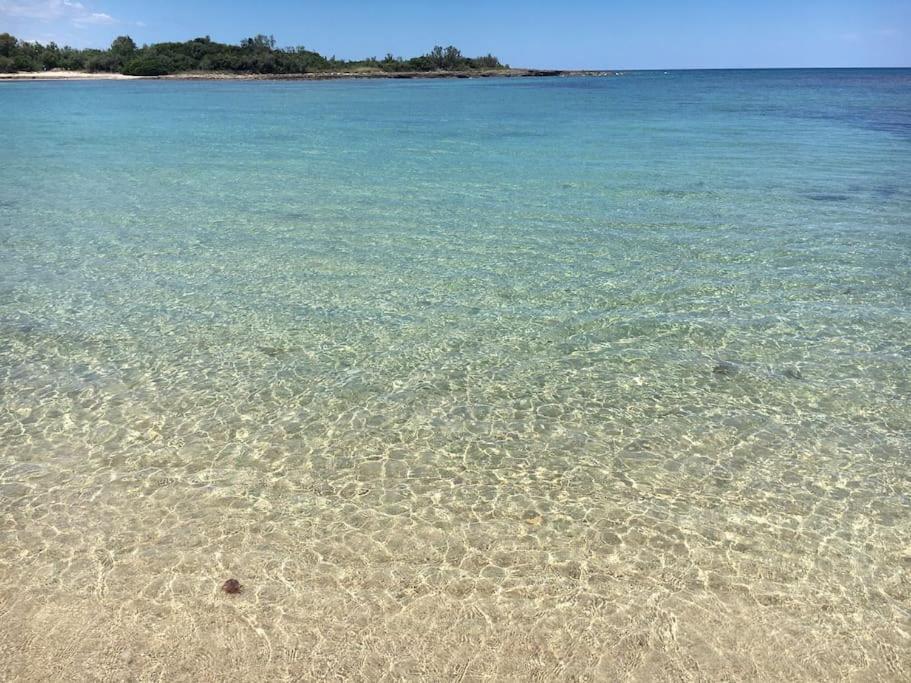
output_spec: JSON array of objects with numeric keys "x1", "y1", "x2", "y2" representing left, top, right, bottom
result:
[{"x1": 1, "y1": 0, "x2": 909, "y2": 69}]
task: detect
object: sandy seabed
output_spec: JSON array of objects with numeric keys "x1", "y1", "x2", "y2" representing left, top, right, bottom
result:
[
  {"x1": 1, "y1": 67, "x2": 909, "y2": 681},
  {"x1": 1, "y1": 457, "x2": 908, "y2": 681}
]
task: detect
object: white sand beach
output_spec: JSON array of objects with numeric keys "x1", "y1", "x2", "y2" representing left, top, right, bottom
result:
[{"x1": 0, "y1": 70, "x2": 144, "y2": 81}]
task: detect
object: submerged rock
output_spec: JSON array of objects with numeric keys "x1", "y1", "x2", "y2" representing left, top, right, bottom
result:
[
  {"x1": 221, "y1": 578, "x2": 243, "y2": 594},
  {"x1": 524, "y1": 514, "x2": 545, "y2": 527},
  {"x1": 783, "y1": 366, "x2": 803, "y2": 380},
  {"x1": 807, "y1": 193, "x2": 850, "y2": 202},
  {"x1": 712, "y1": 360, "x2": 739, "y2": 377}
]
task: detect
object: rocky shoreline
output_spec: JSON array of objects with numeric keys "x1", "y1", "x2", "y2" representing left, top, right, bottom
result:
[
  {"x1": 162, "y1": 69, "x2": 619, "y2": 80},
  {"x1": 2, "y1": 68, "x2": 619, "y2": 82}
]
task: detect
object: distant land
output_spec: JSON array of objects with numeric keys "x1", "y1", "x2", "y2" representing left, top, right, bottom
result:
[{"x1": 0, "y1": 33, "x2": 615, "y2": 80}]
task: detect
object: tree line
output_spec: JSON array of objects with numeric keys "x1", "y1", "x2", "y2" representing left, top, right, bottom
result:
[{"x1": 0, "y1": 33, "x2": 506, "y2": 76}]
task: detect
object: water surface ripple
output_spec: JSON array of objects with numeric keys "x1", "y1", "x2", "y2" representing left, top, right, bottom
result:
[{"x1": 1, "y1": 70, "x2": 910, "y2": 679}]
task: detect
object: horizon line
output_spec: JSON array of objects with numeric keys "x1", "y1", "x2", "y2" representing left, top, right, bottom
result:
[{"x1": 600, "y1": 65, "x2": 910, "y2": 71}]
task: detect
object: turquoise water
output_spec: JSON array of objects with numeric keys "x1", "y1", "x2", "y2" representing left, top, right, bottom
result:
[{"x1": 1, "y1": 70, "x2": 910, "y2": 679}]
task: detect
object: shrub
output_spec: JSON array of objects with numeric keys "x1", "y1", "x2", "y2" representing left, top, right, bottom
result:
[
  {"x1": 123, "y1": 55, "x2": 172, "y2": 76},
  {"x1": 12, "y1": 54, "x2": 40, "y2": 72},
  {"x1": 85, "y1": 52, "x2": 121, "y2": 72}
]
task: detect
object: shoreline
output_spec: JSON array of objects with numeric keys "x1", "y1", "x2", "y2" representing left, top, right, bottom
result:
[
  {"x1": 0, "y1": 70, "x2": 143, "y2": 80},
  {"x1": 0, "y1": 68, "x2": 618, "y2": 82}
]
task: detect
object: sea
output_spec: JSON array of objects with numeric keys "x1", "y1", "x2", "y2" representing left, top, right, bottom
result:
[{"x1": 1, "y1": 69, "x2": 909, "y2": 679}]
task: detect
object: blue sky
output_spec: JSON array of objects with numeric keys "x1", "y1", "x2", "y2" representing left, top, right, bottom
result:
[{"x1": 1, "y1": 0, "x2": 909, "y2": 69}]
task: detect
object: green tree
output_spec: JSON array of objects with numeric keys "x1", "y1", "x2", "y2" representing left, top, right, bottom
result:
[
  {"x1": 110, "y1": 36, "x2": 137, "y2": 58},
  {"x1": 0, "y1": 33, "x2": 17, "y2": 58},
  {"x1": 0, "y1": 32, "x2": 505, "y2": 76},
  {"x1": 429, "y1": 45, "x2": 445, "y2": 69},
  {"x1": 443, "y1": 46, "x2": 463, "y2": 69},
  {"x1": 240, "y1": 34, "x2": 276, "y2": 51}
]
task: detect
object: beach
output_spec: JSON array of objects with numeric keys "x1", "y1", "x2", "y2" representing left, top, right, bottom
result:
[
  {"x1": 1, "y1": 70, "x2": 909, "y2": 680},
  {"x1": 0, "y1": 70, "x2": 144, "y2": 80}
]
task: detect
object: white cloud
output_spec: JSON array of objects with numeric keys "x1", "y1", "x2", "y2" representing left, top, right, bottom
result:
[
  {"x1": 74, "y1": 11, "x2": 115, "y2": 25},
  {"x1": 0, "y1": 0, "x2": 118, "y2": 26}
]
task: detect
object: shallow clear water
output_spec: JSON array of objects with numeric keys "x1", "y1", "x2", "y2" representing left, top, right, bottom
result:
[{"x1": 1, "y1": 70, "x2": 910, "y2": 679}]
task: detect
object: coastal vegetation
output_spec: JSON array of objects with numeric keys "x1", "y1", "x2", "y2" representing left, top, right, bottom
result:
[{"x1": 0, "y1": 33, "x2": 506, "y2": 76}]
